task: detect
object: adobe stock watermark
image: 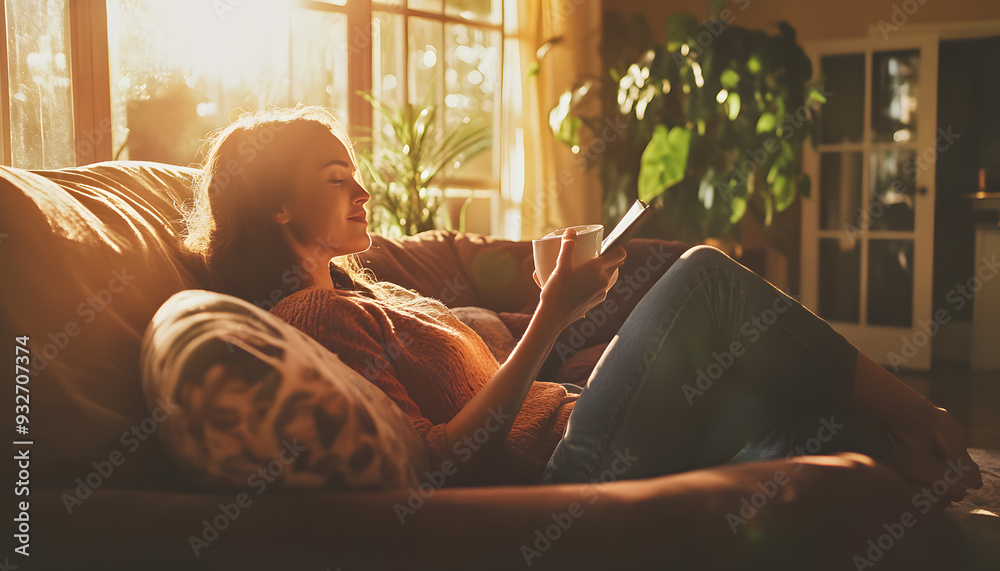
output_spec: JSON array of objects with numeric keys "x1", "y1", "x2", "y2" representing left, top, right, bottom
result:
[
  {"x1": 885, "y1": 254, "x2": 1000, "y2": 372},
  {"x1": 394, "y1": 407, "x2": 513, "y2": 524},
  {"x1": 552, "y1": 243, "x2": 676, "y2": 362},
  {"x1": 669, "y1": 0, "x2": 752, "y2": 67},
  {"x1": 60, "y1": 397, "x2": 179, "y2": 514},
  {"x1": 520, "y1": 448, "x2": 639, "y2": 567},
  {"x1": 345, "y1": 1, "x2": 404, "y2": 56},
  {"x1": 843, "y1": 127, "x2": 960, "y2": 245},
  {"x1": 726, "y1": 417, "x2": 843, "y2": 533},
  {"x1": 217, "y1": 234, "x2": 358, "y2": 356},
  {"x1": 75, "y1": 117, "x2": 114, "y2": 160},
  {"x1": 251, "y1": 236, "x2": 348, "y2": 311},
  {"x1": 434, "y1": 276, "x2": 471, "y2": 306},
  {"x1": 212, "y1": 0, "x2": 246, "y2": 20},
  {"x1": 188, "y1": 439, "x2": 307, "y2": 556},
  {"x1": 876, "y1": 0, "x2": 932, "y2": 40},
  {"x1": 361, "y1": 333, "x2": 414, "y2": 383},
  {"x1": 204, "y1": 120, "x2": 290, "y2": 203},
  {"x1": 714, "y1": 86, "x2": 832, "y2": 204},
  {"x1": 851, "y1": 458, "x2": 975, "y2": 569},
  {"x1": 570, "y1": 115, "x2": 628, "y2": 169},
  {"x1": 521, "y1": 106, "x2": 627, "y2": 229},
  {"x1": 30, "y1": 267, "x2": 136, "y2": 373},
  {"x1": 681, "y1": 292, "x2": 794, "y2": 404}
]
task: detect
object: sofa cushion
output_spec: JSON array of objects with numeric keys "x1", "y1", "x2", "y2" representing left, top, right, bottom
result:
[
  {"x1": 450, "y1": 306, "x2": 518, "y2": 363},
  {"x1": 0, "y1": 161, "x2": 205, "y2": 488},
  {"x1": 141, "y1": 289, "x2": 431, "y2": 491},
  {"x1": 361, "y1": 230, "x2": 541, "y2": 314}
]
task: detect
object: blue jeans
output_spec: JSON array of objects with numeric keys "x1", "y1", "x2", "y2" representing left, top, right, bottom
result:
[{"x1": 543, "y1": 246, "x2": 894, "y2": 484}]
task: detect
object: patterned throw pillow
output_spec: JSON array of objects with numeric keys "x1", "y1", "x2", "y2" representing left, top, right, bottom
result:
[{"x1": 140, "y1": 289, "x2": 431, "y2": 491}]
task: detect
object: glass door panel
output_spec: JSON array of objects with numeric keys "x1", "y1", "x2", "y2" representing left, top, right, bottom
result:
[
  {"x1": 818, "y1": 152, "x2": 863, "y2": 232},
  {"x1": 819, "y1": 237, "x2": 861, "y2": 323},
  {"x1": 871, "y1": 50, "x2": 920, "y2": 143},
  {"x1": 802, "y1": 35, "x2": 938, "y2": 371},
  {"x1": 819, "y1": 54, "x2": 865, "y2": 145},
  {"x1": 867, "y1": 239, "x2": 914, "y2": 327},
  {"x1": 869, "y1": 150, "x2": 917, "y2": 231}
]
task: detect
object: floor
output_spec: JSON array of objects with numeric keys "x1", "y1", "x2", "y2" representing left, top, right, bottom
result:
[{"x1": 897, "y1": 362, "x2": 1000, "y2": 451}]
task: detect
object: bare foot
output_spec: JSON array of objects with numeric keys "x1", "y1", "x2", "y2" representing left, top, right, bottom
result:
[
  {"x1": 848, "y1": 352, "x2": 983, "y2": 499},
  {"x1": 886, "y1": 406, "x2": 983, "y2": 501}
]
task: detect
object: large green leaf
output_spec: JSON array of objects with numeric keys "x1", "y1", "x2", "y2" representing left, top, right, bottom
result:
[
  {"x1": 772, "y1": 173, "x2": 794, "y2": 211},
  {"x1": 720, "y1": 69, "x2": 740, "y2": 90},
  {"x1": 807, "y1": 84, "x2": 827, "y2": 105},
  {"x1": 756, "y1": 112, "x2": 776, "y2": 134},
  {"x1": 729, "y1": 194, "x2": 747, "y2": 223},
  {"x1": 638, "y1": 125, "x2": 691, "y2": 203},
  {"x1": 726, "y1": 92, "x2": 741, "y2": 121}
]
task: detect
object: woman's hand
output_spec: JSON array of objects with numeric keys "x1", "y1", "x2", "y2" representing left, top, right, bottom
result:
[{"x1": 531, "y1": 227, "x2": 627, "y2": 331}]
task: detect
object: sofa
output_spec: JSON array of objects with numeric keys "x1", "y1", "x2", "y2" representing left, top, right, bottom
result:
[{"x1": 1, "y1": 160, "x2": 998, "y2": 570}]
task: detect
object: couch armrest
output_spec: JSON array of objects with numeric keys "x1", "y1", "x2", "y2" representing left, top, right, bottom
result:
[{"x1": 29, "y1": 457, "x2": 969, "y2": 570}]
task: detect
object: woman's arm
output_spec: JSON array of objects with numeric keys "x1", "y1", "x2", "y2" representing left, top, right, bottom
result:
[{"x1": 440, "y1": 230, "x2": 627, "y2": 485}]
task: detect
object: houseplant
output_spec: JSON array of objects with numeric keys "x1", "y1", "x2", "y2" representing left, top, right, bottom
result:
[
  {"x1": 356, "y1": 92, "x2": 492, "y2": 237},
  {"x1": 545, "y1": 6, "x2": 825, "y2": 250}
]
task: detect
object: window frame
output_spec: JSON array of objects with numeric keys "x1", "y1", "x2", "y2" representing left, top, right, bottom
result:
[
  {"x1": 0, "y1": 1, "x2": 10, "y2": 166},
  {"x1": 370, "y1": 1, "x2": 506, "y2": 233},
  {"x1": 2, "y1": 0, "x2": 507, "y2": 233}
]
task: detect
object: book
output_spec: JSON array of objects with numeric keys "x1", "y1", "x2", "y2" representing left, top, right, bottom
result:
[{"x1": 600, "y1": 198, "x2": 654, "y2": 255}]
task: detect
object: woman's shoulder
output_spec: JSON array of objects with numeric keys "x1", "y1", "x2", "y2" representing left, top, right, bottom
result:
[{"x1": 270, "y1": 287, "x2": 376, "y2": 323}]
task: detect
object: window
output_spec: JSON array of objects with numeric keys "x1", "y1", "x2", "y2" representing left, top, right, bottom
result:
[
  {"x1": 372, "y1": 0, "x2": 502, "y2": 234},
  {"x1": 106, "y1": 0, "x2": 349, "y2": 164},
  {"x1": 4, "y1": 0, "x2": 74, "y2": 169},
  {"x1": 1, "y1": 0, "x2": 509, "y2": 234}
]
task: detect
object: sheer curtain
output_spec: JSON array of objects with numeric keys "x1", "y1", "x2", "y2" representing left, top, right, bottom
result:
[{"x1": 501, "y1": 0, "x2": 603, "y2": 241}]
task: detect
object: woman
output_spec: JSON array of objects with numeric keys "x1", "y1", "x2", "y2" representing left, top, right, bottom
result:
[{"x1": 183, "y1": 105, "x2": 982, "y2": 499}]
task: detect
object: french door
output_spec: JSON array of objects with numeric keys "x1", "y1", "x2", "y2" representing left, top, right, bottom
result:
[{"x1": 800, "y1": 34, "x2": 939, "y2": 371}]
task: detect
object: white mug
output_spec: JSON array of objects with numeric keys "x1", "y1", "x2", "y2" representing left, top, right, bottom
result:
[{"x1": 532, "y1": 224, "x2": 604, "y2": 287}]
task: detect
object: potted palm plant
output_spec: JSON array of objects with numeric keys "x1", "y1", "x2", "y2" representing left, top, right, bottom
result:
[
  {"x1": 356, "y1": 92, "x2": 492, "y2": 237},
  {"x1": 544, "y1": 6, "x2": 825, "y2": 253}
]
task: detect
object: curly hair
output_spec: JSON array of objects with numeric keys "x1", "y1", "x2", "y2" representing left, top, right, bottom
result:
[{"x1": 181, "y1": 105, "x2": 447, "y2": 316}]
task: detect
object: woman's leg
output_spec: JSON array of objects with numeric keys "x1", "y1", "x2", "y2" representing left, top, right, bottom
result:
[{"x1": 542, "y1": 245, "x2": 894, "y2": 484}]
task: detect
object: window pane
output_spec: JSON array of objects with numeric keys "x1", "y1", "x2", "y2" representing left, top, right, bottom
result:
[
  {"x1": 444, "y1": 23, "x2": 498, "y2": 178},
  {"x1": 867, "y1": 239, "x2": 913, "y2": 327},
  {"x1": 291, "y1": 8, "x2": 349, "y2": 116},
  {"x1": 108, "y1": 0, "x2": 293, "y2": 165},
  {"x1": 445, "y1": 0, "x2": 501, "y2": 25},
  {"x1": 108, "y1": 1, "x2": 355, "y2": 165},
  {"x1": 819, "y1": 54, "x2": 864, "y2": 145},
  {"x1": 443, "y1": 191, "x2": 493, "y2": 235},
  {"x1": 6, "y1": 0, "x2": 74, "y2": 168},
  {"x1": 819, "y1": 237, "x2": 860, "y2": 323},
  {"x1": 408, "y1": 17, "x2": 442, "y2": 105},
  {"x1": 872, "y1": 50, "x2": 920, "y2": 144},
  {"x1": 410, "y1": 0, "x2": 442, "y2": 14},
  {"x1": 373, "y1": 11, "x2": 404, "y2": 106},
  {"x1": 869, "y1": 150, "x2": 916, "y2": 231},
  {"x1": 819, "y1": 152, "x2": 862, "y2": 232}
]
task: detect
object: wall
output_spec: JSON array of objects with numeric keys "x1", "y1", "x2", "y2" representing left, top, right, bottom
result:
[{"x1": 606, "y1": 0, "x2": 1000, "y2": 43}]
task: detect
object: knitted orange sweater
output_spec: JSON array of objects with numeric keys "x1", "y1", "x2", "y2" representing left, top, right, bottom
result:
[{"x1": 269, "y1": 286, "x2": 579, "y2": 486}]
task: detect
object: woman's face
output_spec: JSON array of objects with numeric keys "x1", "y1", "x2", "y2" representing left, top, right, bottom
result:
[{"x1": 278, "y1": 126, "x2": 372, "y2": 261}]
